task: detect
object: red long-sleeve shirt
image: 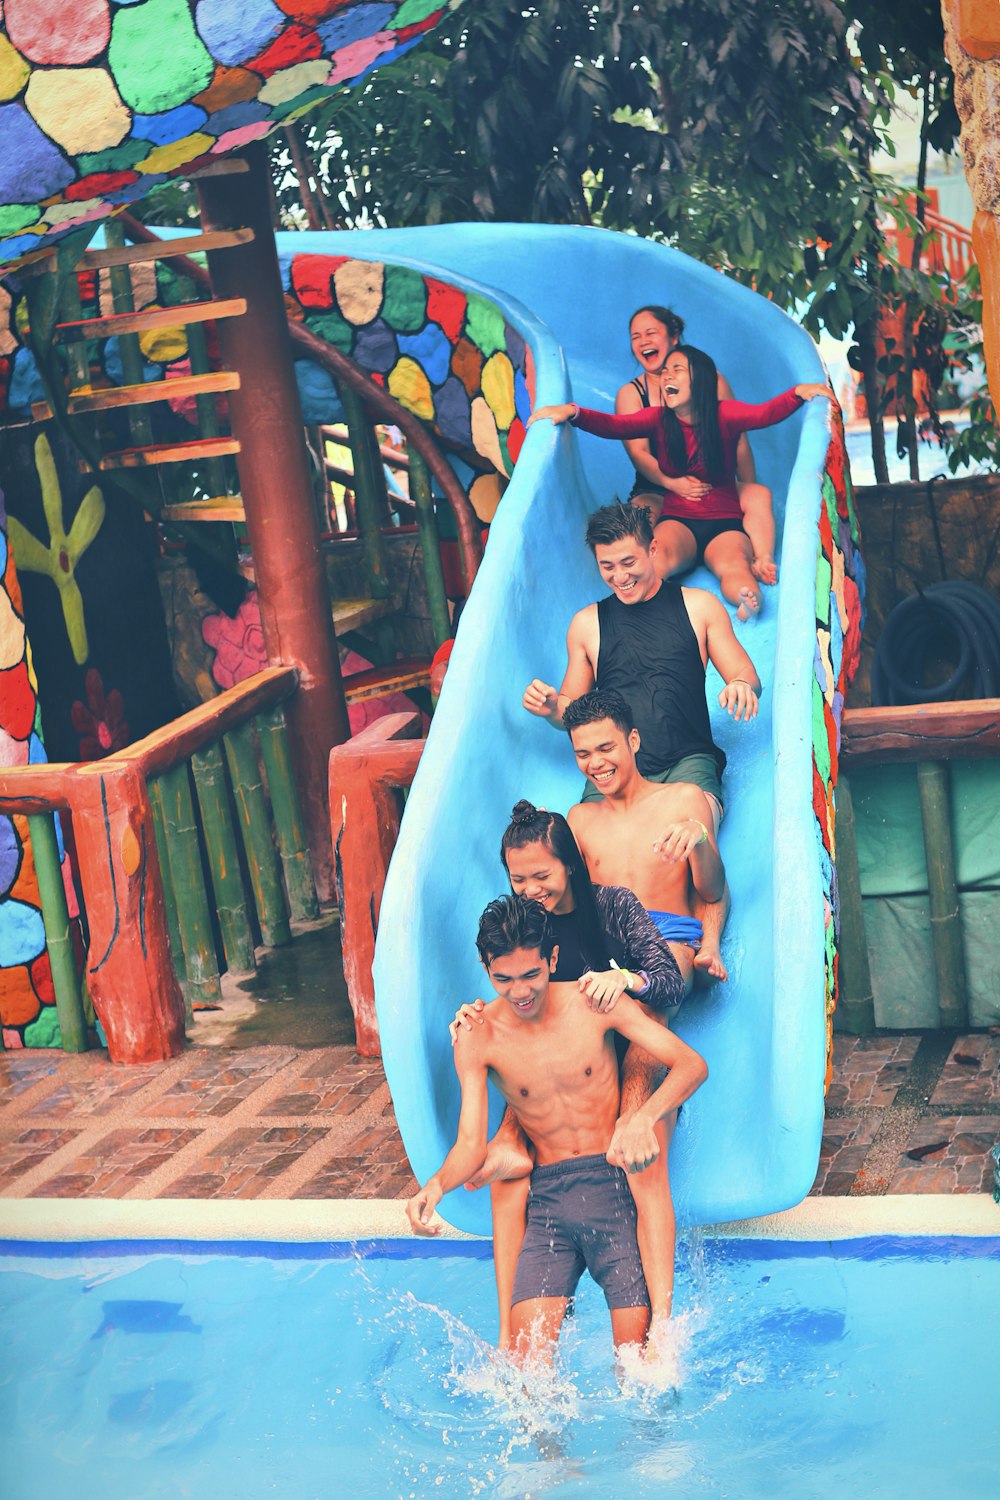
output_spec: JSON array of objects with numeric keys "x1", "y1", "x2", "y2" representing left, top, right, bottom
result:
[{"x1": 571, "y1": 389, "x2": 804, "y2": 520}]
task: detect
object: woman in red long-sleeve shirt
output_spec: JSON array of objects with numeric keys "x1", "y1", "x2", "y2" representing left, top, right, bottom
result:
[{"x1": 530, "y1": 344, "x2": 833, "y2": 620}]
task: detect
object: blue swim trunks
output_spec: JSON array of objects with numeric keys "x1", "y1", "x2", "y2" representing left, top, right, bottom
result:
[
  {"x1": 647, "y1": 909, "x2": 703, "y2": 948},
  {"x1": 511, "y1": 1154, "x2": 650, "y2": 1312}
]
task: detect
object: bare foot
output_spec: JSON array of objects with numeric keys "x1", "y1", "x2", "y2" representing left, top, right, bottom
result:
[
  {"x1": 736, "y1": 585, "x2": 761, "y2": 622},
  {"x1": 693, "y1": 946, "x2": 728, "y2": 984},
  {"x1": 751, "y1": 555, "x2": 778, "y2": 585},
  {"x1": 464, "y1": 1136, "x2": 533, "y2": 1189}
]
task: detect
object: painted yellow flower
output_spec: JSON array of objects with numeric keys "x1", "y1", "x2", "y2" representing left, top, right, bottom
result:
[{"x1": 7, "y1": 433, "x2": 105, "y2": 666}]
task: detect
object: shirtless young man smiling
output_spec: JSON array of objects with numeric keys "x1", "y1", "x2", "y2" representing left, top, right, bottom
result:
[
  {"x1": 406, "y1": 895, "x2": 707, "y2": 1361},
  {"x1": 565, "y1": 689, "x2": 727, "y2": 989}
]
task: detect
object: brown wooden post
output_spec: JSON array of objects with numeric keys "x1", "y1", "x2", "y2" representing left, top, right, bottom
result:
[
  {"x1": 196, "y1": 143, "x2": 349, "y2": 902},
  {"x1": 328, "y1": 713, "x2": 425, "y2": 1055},
  {"x1": 71, "y1": 763, "x2": 186, "y2": 1063}
]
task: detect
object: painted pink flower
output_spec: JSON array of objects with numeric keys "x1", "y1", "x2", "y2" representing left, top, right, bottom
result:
[
  {"x1": 70, "y1": 667, "x2": 129, "y2": 761},
  {"x1": 203, "y1": 595, "x2": 267, "y2": 690}
]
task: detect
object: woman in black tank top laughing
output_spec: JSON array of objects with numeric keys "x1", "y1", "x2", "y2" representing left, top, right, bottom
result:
[{"x1": 448, "y1": 800, "x2": 685, "y2": 1345}]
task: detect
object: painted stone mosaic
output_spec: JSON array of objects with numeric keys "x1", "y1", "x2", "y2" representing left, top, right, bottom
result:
[
  {"x1": 283, "y1": 254, "x2": 534, "y2": 483},
  {"x1": 0, "y1": 0, "x2": 454, "y2": 271},
  {"x1": 0, "y1": 475, "x2": 84, "y2": 1049},
  {"x1": 812, "y1": 403, "x2": 865, "y2": 1080}
]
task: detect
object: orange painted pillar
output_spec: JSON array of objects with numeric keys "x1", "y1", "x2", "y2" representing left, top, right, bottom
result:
[
  {"x1": 72, "y1": 763, "x2": 186, "y2": 1063},
  {"x1": 328, "y1": 713, "x2": 424, "y2": 1056},
  {"x1": 944, "y1": 1, "x2": 1000, "y2": 408},
  {"x1": 197, "y1": 145, "x2": 349, "y2": 902}
]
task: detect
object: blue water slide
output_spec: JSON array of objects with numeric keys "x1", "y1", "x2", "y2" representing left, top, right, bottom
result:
[{"x1": 308, "y1": 225, "x2": 831, "y2": 1232}]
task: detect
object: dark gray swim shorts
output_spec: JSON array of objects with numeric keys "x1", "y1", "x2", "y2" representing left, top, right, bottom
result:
[{"x1": 510, "y1": 1153, "x2": 650, "y2": 1312}]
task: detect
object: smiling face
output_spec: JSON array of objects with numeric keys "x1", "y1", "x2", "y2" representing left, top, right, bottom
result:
[
  {"x1": 661, "y1": 351, "x2": 693, "y2": 412},
  {"x1": 486, "y1": 945, "x2": 558, "y2": 1020},
  {"x1": 593, "y1": 534, "x2": 660, "y2": 605},
  {"x1": 630, "y1": 311, "x2": 676, "y2": 375},
  {"x1": 505, "y1": 841, "x2": 575, "y2": 915},
  {"x1": 568, "y1": 716, "x2": 641, "y2": 798}
]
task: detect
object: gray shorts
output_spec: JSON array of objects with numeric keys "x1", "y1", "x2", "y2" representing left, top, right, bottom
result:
[
  {"x1": 510, "y1": 1154, "x2": 650, "y2": 1312},
  {"x1": 581, "y1": 751, "x2": 724, "y2": 815}
]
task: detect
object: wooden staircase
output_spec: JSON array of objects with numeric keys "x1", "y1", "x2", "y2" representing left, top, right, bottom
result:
[{"x1": 38, "y1": 215, "x2": 444, "y2": 711}]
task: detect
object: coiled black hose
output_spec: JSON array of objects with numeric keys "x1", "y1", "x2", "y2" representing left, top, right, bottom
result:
[{"x1": 870, "y1": 580, "x2": 1000, "y2": 706}]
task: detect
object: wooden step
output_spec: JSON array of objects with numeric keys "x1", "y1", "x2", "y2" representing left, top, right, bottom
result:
[
  {"x1": 332, "y1": 596, "x2": 396, "y2": 635},
  {"x1": 51, "y1": 297, "x2": 246, "y2": 343},
  {"x1": 97, "y1": 435, "x2": 241, "y2": 470},
  {"x1": 160, "y1": 496, "x2": 246, "y2": 523},
  {"x1": 32, "y1": 370, "x2": 240, "y2": 421},
  {"x1": 343, "y1": 658, "x2": 432, "y2": 704},
  {"x1": 78, "y1": 229, "x2": 254, "y2": 271}
]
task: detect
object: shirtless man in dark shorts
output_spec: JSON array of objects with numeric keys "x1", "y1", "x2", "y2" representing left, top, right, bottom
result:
[
  {"x1": 523, "y1": 500, "x2": 759, "y2": 979},
  {"x1": 565, "y1": 689, "x2": 726, "y2": 990},
  {"x1": 405, "y1": 895, "x2": 707, "y2": 1361}
]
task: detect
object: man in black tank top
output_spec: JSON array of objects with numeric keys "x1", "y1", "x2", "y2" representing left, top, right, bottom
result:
[
  {"x1": 522, "y1": 500, "x2": 761, "y2": 979},
  {"x1": 523, "y1": 501, "x2": 760, "y2": 820}
]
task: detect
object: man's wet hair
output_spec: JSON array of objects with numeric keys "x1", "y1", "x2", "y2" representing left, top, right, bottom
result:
[
  {"x1": 476, "y1": 894, "x2": 555, "y2": 967},
  {"x1": 584, "y1": 500, "x2": 654, "y2": 554},
  {"x1": 562, "y1": 688, "x2": 636, "y2": 739},
  {"x1": 630, "y1": 304, "x2": 685, "y2": 343}
]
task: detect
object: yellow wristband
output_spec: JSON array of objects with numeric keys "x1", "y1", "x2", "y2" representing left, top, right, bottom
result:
[{"x1": 688, "y1": 818, "x2": 709, "y2": 845}]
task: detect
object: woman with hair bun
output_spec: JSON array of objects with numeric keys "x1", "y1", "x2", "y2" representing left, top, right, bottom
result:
[{"x1": 450, "y1": 799, "x2": 686, "y2": 1342}]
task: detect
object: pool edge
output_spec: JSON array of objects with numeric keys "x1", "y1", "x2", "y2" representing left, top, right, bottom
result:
[{"x1": 1, "y1": 1194, "x2": 997, "y2": 1243}]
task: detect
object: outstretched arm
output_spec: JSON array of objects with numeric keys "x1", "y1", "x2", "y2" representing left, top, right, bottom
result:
[
  {"x1": 405, "y1": 1035, "x2": 490, "y2": 1234},
  {"x1": 604, "y1": 998, "x2": 708, "y2": 1171}
]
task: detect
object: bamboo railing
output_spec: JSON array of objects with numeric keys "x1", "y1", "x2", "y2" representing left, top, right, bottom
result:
[{"x1": 0, "y1": 667, "x2": 317, "y2": 1063}]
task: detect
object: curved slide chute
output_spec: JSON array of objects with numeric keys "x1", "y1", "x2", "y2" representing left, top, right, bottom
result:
[{"x1": 320, "y1": 224, "x2": 837, "y2": 1233}]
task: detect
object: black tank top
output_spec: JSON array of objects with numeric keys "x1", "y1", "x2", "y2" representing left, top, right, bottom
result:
[
  {"x1": 550, "y1": 909, "x2": 588, "y2": 982},
  {"x1": 596, "y1": 582, "x2": 726, "y2": 778}
]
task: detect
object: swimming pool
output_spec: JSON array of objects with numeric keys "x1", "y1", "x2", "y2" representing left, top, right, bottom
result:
[{"x1": 3, "y1": 1227, "x2": 998, "y2": 1500}]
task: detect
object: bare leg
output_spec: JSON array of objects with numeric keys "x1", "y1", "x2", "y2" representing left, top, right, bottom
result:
[
  {"x1": 630, "y1": 490, "x2": 664, "y2": 525},
  {"x1": 652, "y1": 518, "x2": 698, "y2": 580},
  {"x1": 610, "y1": 1304, "x2": 653, "y2": 1353},
  {"x1": 692, "y1": 879, "x2": 730, "y2": 983},
  {"x1": 490, "y1": 1178, "x2": 530, "y2": 1349},
  {"x1": 667, "y1": 942, "x2": 695, "y2": 996},
  {"x1": 703, "y1": 529, "x2": 761, "y2": 621},
  {"x1": 737, "y1": 481, "x2": 777, "y2": 584},
  {"x1": 509, "y1": 1296, "x2": 569, "y2": 1365},
  {"x1": 463, "y1": 1107, "x2": 534, "y2": 1348},
  {"x1": 621, "y1": 1040, "x2": 677, "y2": 1329},
  {"x1": 464, "y1": 1106, "x2": 533, "y2": 1189}
]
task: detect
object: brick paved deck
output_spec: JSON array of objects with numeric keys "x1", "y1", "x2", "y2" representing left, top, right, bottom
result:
[{"x1": 0, "y1": 1026, "x2": 997, "y2": 1206}]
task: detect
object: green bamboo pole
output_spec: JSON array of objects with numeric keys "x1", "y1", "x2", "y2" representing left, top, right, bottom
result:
[
  {"x1": 340, "y1": 383, "x2": 392, "y2": 602},
  {"x1": 832, "y1": 773, "x2": 875, "y2": 1034},
  {"x1": 407, "y1": 449, "x2": 451, "y2": 650},
  {"x1": 56, "y1": 268, "x2": 92, "y2": 395},
  {"x1": 256, "y1": 705, "x2": 320, "y2": 922},
  {"x1": 191, "y1": 741, "x2": 257, "y2": 974},
  {"x1": 149, "y1": 778, "x2": 188, "y2": 1007},
  {"x1": 25, "y1": 813, "x2": 88, "y2": 1053},
  {"x1": 186, "y1": 318, "x2": 230, "y2": 498},
  {"x1": 154, "y1": 763, "x2": 222, "y2": 1006},
  {"x1": 223, "y1": 722, "x2": 292, "y2": 948},
  {"x1": 103, "y1": 219, "x2": 155, "y2": 450},
  {"x1": 916, "y1": 759, "x2": 969, "y2": 1029}
]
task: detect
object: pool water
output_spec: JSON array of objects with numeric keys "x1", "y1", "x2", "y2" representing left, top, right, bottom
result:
[{"x1": 2, "y1": 1236, "x2": 998, "y2": 1500}]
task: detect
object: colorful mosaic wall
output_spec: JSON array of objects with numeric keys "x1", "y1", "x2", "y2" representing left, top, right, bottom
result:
[
  {"x1": 0, "y1": 477, "x2": 83, "y2": 1048},
  {"x1": 284, "y1": 255, "x2": 534, "y2": 493},
  {"x1": 0, "y1": 0, "x2": 453, "y2": 271},
  {"x1": 812, "y1": 403, "x2": 865, "y2": 1081}
]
